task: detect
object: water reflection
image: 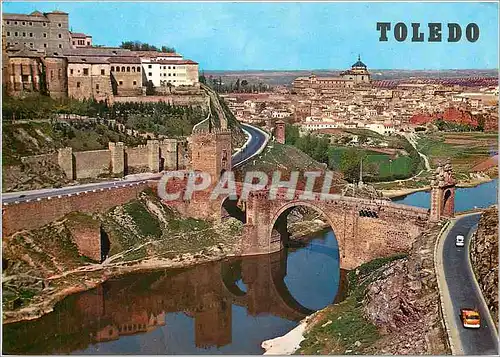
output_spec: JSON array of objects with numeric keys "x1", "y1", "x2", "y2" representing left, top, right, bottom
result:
[{"x1": 3, "y1": 230, "x2": 346, "y2": 355}]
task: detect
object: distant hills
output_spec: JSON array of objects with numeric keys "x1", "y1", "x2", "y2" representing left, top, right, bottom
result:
[{"x1": 204, "y1": 69, "x2": 498, "y2": 86}]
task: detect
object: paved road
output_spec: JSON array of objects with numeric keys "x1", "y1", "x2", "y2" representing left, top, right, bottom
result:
[
  {"x1": 441, "y1": 213, "x2": 499, "y2": 355},
  {"x1": 2, "y1": 123, "x2": 268, "y2": 204},
  {"x1": 232, "y1": 123, "x2": 269, "y2": 167}
]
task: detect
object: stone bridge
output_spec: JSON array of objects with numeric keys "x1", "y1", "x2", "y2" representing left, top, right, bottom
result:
[{"x1": 3, "y1": 251, "x2": 347, "y2": 353}]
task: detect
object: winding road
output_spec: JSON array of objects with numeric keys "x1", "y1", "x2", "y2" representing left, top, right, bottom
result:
[
  {"x1": 437, "y1": 213, "x2": 499, "y2": 355},
  {"x1": 2, "y1": 123, "x2": 268, "y2": 205}
]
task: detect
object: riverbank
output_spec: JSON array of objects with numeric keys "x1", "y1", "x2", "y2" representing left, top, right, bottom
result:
[
  {"x1": 381, "y1": 174, "x2": 494, "y2": 199},
  {"x1": 2, "y1": 242, "x2": 237, "y2": 325},
  {"x1": 262, "y1": 223, "x2": 450, "y2": 355}
]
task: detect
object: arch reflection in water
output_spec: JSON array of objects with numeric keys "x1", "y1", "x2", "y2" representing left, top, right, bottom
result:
[{"x1": 2, "y1": 232, "x2": 346, "y2": 355}]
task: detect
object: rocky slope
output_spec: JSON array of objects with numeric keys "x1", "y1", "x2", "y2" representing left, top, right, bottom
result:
[
  {"x1": 470, "y1": 206, "x2": 498, "y2": 328},
  {"x1": 295, "y1": 224, "x2": 449, "y2": 355},
  {"x1": 2, "y1": 188, "x2": 243, "y2": 324}
]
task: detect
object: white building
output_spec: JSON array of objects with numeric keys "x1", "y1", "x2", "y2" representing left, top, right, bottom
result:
[
  {"x1": 364, "y1": 122, "x2": 395, "y2": 135},
  {"x1": 136, "y1": 51, "x2": 199, "y2": 88}
]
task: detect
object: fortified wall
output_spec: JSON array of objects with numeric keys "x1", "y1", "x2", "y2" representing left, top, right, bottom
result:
[
  {"x1": 24, "y1": 139, "x2": 189, "y2": 180},
  {"x1": 2, "y1": 181, "x2": 155, "y2": 237}
]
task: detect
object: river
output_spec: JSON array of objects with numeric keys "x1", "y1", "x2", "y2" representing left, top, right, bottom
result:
[{"x1": 2, "y1": 179, "x2": 497, "y2": 354}]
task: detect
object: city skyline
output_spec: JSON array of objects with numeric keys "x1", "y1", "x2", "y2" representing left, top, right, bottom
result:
[{"x1": 2, "y1": 1, "x2": 499, "y2": 71}]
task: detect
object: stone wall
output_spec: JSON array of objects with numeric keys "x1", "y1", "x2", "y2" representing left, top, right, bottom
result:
[
  {"x1": 73, "y1": 149, "x2": 110, "y2": 179},
  {"x1": 44, "y1": 56, "x2": 67, "y2": 99},
  {"x1": 112, "y1": 94, "x2": 207, "y2": 107},
  {"x1": 2, "y1": 181, "x2": 154, "y2": 237},
  {"x1": 125, "y1": 145, "x2": 149, "y2": 172},
  {"x1": 21, "y1": 152, "x2": 58, "y2": 166},
  {"x1": 65, "y1": 214, "x2": 102, "y2": 262}
]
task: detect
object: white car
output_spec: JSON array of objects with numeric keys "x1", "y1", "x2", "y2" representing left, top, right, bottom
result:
[{"x1": 455, "y1": 235, "x2": 465, "y2": 247}]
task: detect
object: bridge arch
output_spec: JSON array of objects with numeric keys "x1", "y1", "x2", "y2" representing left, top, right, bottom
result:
[{"x1": 269, "y1": 200, "x2": 344, "y2": 261}]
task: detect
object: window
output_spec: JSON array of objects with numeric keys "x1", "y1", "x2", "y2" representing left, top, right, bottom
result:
[
  {"x1": 121, "y1": 66, "x2": 125, "y2": 72},
  {"x1": 132, "y1": 67, "x2": 135, "y2": 72},
  {"x1": 14, "y1": 21, "x2": 18, "y2": 25},
  {"x1": 58, "y1": 44, "x2": 62, "y2": 49},
  {"x1": 73, "y1": 41, "x2": 75, "y2": 45},
  {"x1": 30, "y1": 43, "x2": 33, "y2": 48},
  {"x1": 76, "y1": 82, "x2": 81, "y2": 88},
  {"x1": 6, "y1": 32, "x2": 10, "y2": 36},
  {"x1": 173, "y1": 66, "x2": 175, "y2": 69},
  {"x1": 43, "y1": 33, "x2": 47, "y2": 38},
  {"x1": 58, "y1": 69, "x2": 61, "y2": 78},
  {"x1": 137, "y1": 66, "x2": 140, "y2": 72},
  {"x1": 168, "y1": 73, "x2": 171, "y2": 76},
  {"x1": 43, "y1": 22, "x2": 46, "y2": 27},
  {"x1": 22, "y1": 75, "x2": 29, "y2": 82},
  {"x1": 133, "y1": 80, "x2": 137, "y2": 85},
  {"x1": 70, "y1": 69, "x2": 74, "y2": 75},
  {"x1": 111, "y1": 66, "x2": 114, "y2": 71},
  {"x1": 58, "y1": 34, "x2": 62, "y2": 38},
  {"x1": 173, "y1": 73, "x2": 176, "y2": 76},
  {"x1": 50, "y1": 70, "x2": 54, "y2": 80},
  {"x1": 116, "y1": 67, "x2": 120, "y2": 72},
  {"x1": 83, "y1": 68, "x2": 89, "y2": 75},
  {"x1": 86, "y1": 41, "x2": 90, "y2": 46},
  {"x1": 168, "y1": 66, "x2": 171, "y2": 69},
  {"x1": 29, "y1": 22, "x2": 32, "y2": 26},
  {"x1": 44, "y1": 43, "x2": 47, "y2": 48},
  {"x1": 126, "y1": 66, "x2": 130, "y2": 72},
  {"x1": 148, "y1": 72, "x2": 152, "y2": 76},
  {"x1": 29, "y1": 33, "x2": 33, "y2": 37},
  {"x1": 148, "y1": 64, "x2": 152, "y2": 69},
  {"x1": 6, "y1": 21, "x2": 9, "y2": 25},
  {"x1": 58, "y1": 23, "x2": 62, "y2": 27},
  {"x1": 22, "y1": 21, "x2": 25, "y2": 25},
  {"x1": 101, "y1": 69, "x2": 105, "y2": 75},
  {"x1": 119, "y1": 81, "x2": 123, "y2": 85},
  {"x1": 22, "y1": 32, "x2": 26, "y2": 37},
  {"x1": 14, "y1": 32, "x2": 18, "y2": 36},
  {"x1": 96, "y1": 84, "x2": 100, "y2": 90}
]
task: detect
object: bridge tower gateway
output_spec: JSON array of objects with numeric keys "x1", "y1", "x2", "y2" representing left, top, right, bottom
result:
[
  {"x1": 430, "y1": 160, "x2": 456, "y2": 222},
  {"x1": 188, "y1": 127, "x2": 232, "y2": 182}
]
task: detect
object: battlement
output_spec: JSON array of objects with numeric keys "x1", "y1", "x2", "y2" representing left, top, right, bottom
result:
[{"x1": 108, "y1": 142, "x2": 125, "y2": 149}]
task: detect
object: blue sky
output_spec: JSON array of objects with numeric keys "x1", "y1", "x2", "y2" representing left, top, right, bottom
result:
[{"x1": 3, "y1": 1, "x2": 498, "y2": 70}]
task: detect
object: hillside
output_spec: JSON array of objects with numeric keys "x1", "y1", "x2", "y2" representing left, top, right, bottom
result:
[
  {"x1": 2, "y1": 121, "x2": 146, "y2": 192},
  {"x1": 2, "y1": 188, "x2": 243, "y2": 323},
  {"x1": 470, "y1": 206, "x2": 498, "y2": 328}
]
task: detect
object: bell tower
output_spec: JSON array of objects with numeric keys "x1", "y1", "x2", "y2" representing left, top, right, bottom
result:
[{"x1": 430, "y1": 160, "x2": 456, "y2": 222}]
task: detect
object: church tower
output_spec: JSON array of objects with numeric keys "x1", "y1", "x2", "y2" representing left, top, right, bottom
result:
[{"x1": 340, "y1": 55, "x2": 371, "y2": 84}]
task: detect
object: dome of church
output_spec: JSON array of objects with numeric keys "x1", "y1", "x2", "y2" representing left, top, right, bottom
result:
[{"x1": 352, "y1": 55, "x2": 367, "y2": 68}]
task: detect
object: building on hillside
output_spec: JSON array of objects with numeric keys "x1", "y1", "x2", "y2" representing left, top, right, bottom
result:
[
  {"x1": 293, "y1": 55, "x2": 371, "y2": 94},
  {"x1": 70, "y1": 31, "x2": 92, "y2": 48},
  {"x1": 44, "y1": 55, "x2": 68, "y2": 98},
  {"x1": 108, "y1": 57, "x2": 143, "y2": 96},
  {"x1": 2, "y1": 10, "x2": 70, "y2": 53},
  {"x1": 67, "y1": 56, "x2": 113, "y2": 102},
  {"x1": 5, "y1": 45, "x2": 45, "y2": 96},
  {"x1": 137, "y1": 51, "x2": 199, "y2": 88}
]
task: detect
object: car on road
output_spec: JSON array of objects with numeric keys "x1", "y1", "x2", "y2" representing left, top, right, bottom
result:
[
  {"x1": 460, "y1": 308, "x2": 481, "y2": 328},
  {"x1": 455, "y1": 235, "x2": 465, "y2": 247}
]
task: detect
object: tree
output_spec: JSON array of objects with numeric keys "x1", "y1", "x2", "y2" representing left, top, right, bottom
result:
[
  {"x1": 340, "y1": 149, "x2": 366, "y2": 183},
  {"x1": 285, "y1": 124, "x2": 300, "y2": 145},
  {"x1": 146, "y1": 80, "x2": 155, "y2": 95}
]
